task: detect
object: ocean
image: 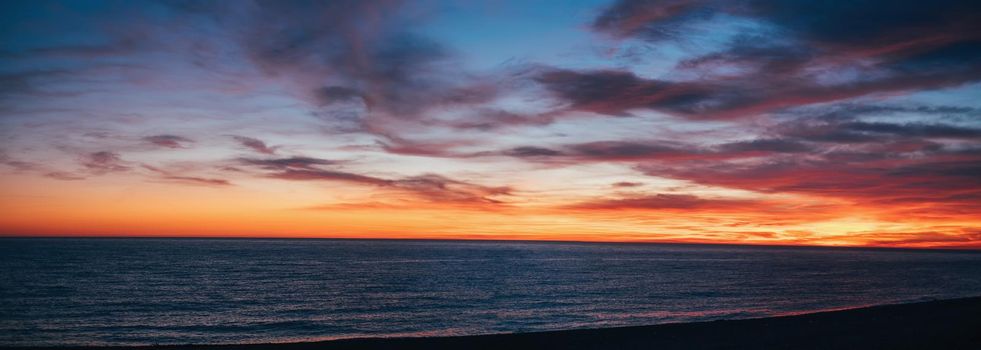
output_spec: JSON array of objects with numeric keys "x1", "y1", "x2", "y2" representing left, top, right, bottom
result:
[{"x1": 1, "y1": 238, "x2": 980, "y2": 347}]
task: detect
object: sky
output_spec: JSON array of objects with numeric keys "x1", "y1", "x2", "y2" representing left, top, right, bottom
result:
[{"x1": 1, "y1": 0, "x2": 979, "y2": 248}]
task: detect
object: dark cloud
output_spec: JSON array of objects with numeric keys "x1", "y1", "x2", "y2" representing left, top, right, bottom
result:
[
  {"x1": 375, "y1": 134, "x2": 477, "y2": 158},
  {"x1": 717, "y1": 139, "x2": 812, "y2": 153},
  {"x1": 864, "y1": 230, "x2": 981, "y2": 247},
  {"x1": 677, "y1": 38, "x2": 816, "y2": 75},
  {"x1": 792, "y1": 104, "x2": 978, "y2": 123},
  {"x1": 502, "y1": 138, "x2": 810, "y2": 162},
  {"x1": 44, "y1": 171, "x2": 85, "y2": 181},
  {"x1": 596, "y1": 0, "x2": 981, "y2": 50},
  {"x1": 267, "y1": 169, "x2": 390, "y2": 186},
  {"x1": 141, "y1": 164, "x2": 232, "y2": 187},
  {"x1": 231, "y1": 136, "x2": 277, "y2": 155},
  {"x1": 558, "y1": 0, "x2": 981, "y2": 119},
  {"x1": 315, "y1": 86, "x2": 367, "y2": 106},
  {"x1": 0, "y1": 69, "x2": 75, "y2": 101},
  {"x1": 3, "y1": 152, "x2": 85, "y2": 180},
  {"x1": 569, "y1": 140, "x2": 697, "y2": 160},
  {"x1": 238, "y1": 0, "x2": 497, "y2": 130},
  {"x1": 236, "y1": 154, "x2": 509, "y2": 205},
  {"x1": 886, "y1": 160, "x2": 981, "y2": 180},
  {"x1": 389, "y1": 174, "x2": 512, "y2": 204},
  {"x1": 143, "y1": 135, "x2": 193, "y2": 149},
  {"x1": 0, "y1": 152, "x2": 36, "y2": 171},
  {"x1": 160, "y1": 175, "x2": 231, "y2": 186},
  {"x1": 267, "y1": 169, "x2": 509, "y2": 205},
  {"x1": 533, "y1": 66, "x2": 846, "y2": 120},
  {"x1": 237, "y1": 156, "x2": 338, "y2": 171},
  {"x1": 777, "y1": 117, "x2": 981, "y2": 144},
  {"x1": 534, "y1": 69, "x2": 687, "y2": 117},
  {"x1": 740, "y1": 1, "x2": 980, "y2": 46},
  {"x1": 81, "y1": 151, "x2": 128, "y2": 174},
  {"x1": 504, "y1": 146, "x2": 564, "y2": 158},
  {"x1": 592, "y1": 0, "x2": 710, "y2": 40},
  {"x1": 840, "y1": 122, "x2": 981, "y2": 139},
  {"x1": 535, "y1": 64, "x2": 980, "y2": 120},
  {"x1": 568, "y1": 193, "x2": 757, "y2": 211},
  {"x1": 638, "y1": 151, "x2": 981, "y2": 217},
  {"x1": 612, "y1": 181, "x2": 643, "y2": 188},
  {"x1": 442, "y1": 109, "x2": 555, "y2": 131}
]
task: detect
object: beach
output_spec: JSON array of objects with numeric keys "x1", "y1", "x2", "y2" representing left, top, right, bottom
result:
[{"x1": 15, "y1": 296, "x2": 981, "y2": 350}]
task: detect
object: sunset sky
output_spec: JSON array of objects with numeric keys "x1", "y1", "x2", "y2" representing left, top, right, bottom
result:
[{"x1": 1, "y1": 0, "x2": 979, "y2": 248}]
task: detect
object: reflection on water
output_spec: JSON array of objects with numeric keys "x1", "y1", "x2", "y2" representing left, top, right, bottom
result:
[{"x1": 1, "y1": 238, "x2": 980, "y2": 346}]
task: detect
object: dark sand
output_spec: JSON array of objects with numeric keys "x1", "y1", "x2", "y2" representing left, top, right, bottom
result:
[{"x1": 15, "y1": 296, "x2": 981, "y2": 350}]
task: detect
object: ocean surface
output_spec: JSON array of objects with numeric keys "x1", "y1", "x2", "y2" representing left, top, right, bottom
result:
[{"x1": 1, "y1": 238, "x2": 980, "y2": 347}]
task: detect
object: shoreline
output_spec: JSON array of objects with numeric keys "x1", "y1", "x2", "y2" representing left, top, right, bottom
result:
[{"x1": 12, "y1": 296, "x2": 981, "y2": 350}]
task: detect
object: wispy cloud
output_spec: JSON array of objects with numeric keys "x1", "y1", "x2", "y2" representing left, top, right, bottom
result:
[
  {"x1": 237, "y1": 155, "x2": 510, "y2": 206},
  {"x1": 141, "y1": 164, "x2": 231, "y2": 187},
  {"x1": 231, "y1": 136, "x2": 277, "y2": 155},
  {"x1": 81, "y1": 151, "x2": 129, "y2": 174},
  {"x1": 143, "y1": 135, "x2": 193, "y2": 149},
  {"x1": 43, "y1": 171, "x2": 85, "y2": 181},
  {"x1": 237, "y1": 156, "x2": 339, "y2": 171}
]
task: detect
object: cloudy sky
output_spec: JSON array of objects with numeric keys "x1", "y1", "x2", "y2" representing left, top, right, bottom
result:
[{"x1": 1, "y1": 0, "x2": 979, "y2": 247}]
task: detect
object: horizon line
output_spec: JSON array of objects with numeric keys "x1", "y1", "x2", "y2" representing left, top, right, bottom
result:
[{"x1": 2, "y1": 234, "x2": 979, "y2": 252}]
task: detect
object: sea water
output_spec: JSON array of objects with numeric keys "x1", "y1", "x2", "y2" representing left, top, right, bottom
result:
[{"x1": 2, "y1": 238, "x2": 980, "y2": 346}]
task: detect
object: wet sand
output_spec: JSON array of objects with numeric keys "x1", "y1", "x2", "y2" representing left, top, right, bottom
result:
[{"x1": 16, "y1": 296, "x2": 981, "y2": 350}]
